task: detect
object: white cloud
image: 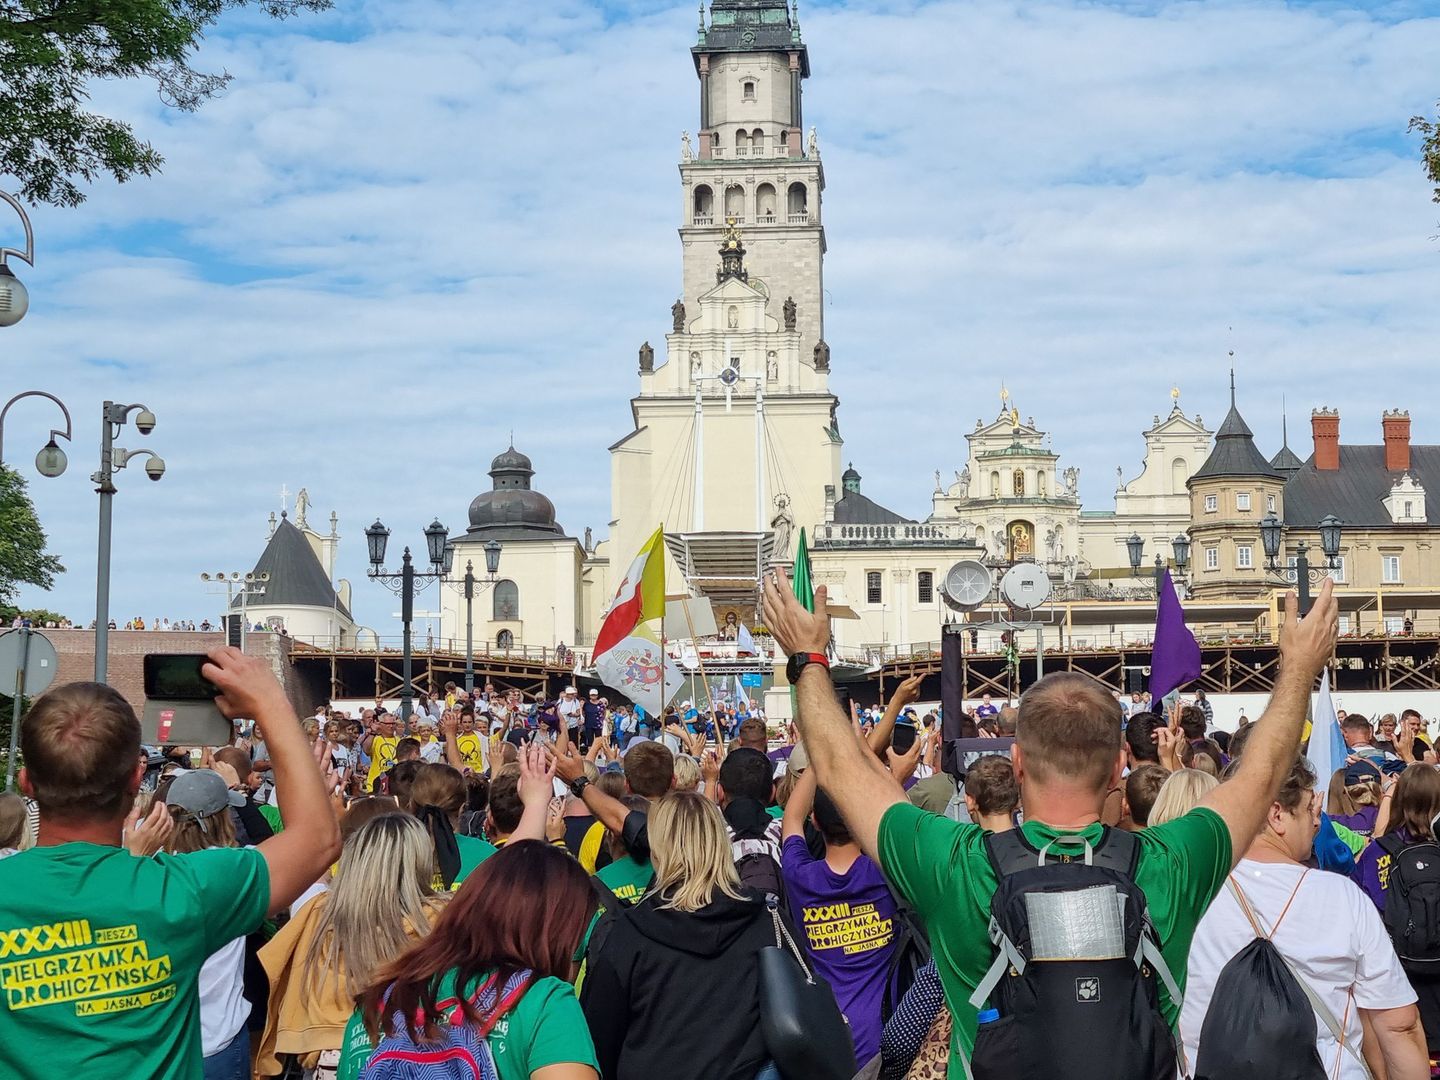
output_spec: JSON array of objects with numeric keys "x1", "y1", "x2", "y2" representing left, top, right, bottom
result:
[{"x1": 5, "y1": 0, "x2": 1438, "y2": 635}]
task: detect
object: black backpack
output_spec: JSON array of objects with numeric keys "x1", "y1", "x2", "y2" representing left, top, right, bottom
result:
[
  {"x1": 881, "y1": 901, "x2": 932, "y2": 1022},
  {"x1": 1378, "y1": 834, "x2": 1440, "y2": 969},
  {"x1": 734, "y1": 838, "x2": 786, "y2": 903},
  {"x1": 967, "y1": 828, "x2": 1178, "y2": 1080}
]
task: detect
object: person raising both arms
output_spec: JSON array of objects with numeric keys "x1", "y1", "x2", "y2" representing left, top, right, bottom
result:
[
  {"x1": 0, "y1": 647, "x2": 341, "y2": 1080},
  {"x1": 761, "y1": 569, "x2": 1339, "y2": 1080}
]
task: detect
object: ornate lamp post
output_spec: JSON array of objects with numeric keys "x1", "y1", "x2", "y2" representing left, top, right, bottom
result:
[
  {"x1": 366, "y1": 518, "x2": 450, "y2": 722},
  {"x1": 1261, "y1": 512, "x2": 1342, "y2": 617},
  {"x1": 0, "y1": 192, "x2": 35, "y2": 328},
  {"x1": 443, "y1": 539, "x2": 503, "y2": 693},
  {"x1": 1126, "y1": 534, "x2": 1191, "y2": 595},
  {"x1": 93, "y1": 402, "x2": 165, "y2": 682},
  {"x1": 0, "y1": 391, "x2": 72, "y2": 476}
]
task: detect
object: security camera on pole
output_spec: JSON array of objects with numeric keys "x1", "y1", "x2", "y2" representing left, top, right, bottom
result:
[{"x1": 93, "y1": 402, "x2": 165, "y2": 682}]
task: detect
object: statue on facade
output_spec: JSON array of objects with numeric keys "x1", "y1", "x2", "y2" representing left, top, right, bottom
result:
[
  {"x1": 1063, "y1": 555, "x2": 1078, "y2": 585},
  {"x1": 1115, "y1": 465, "x2": 1125, "y2": 489},
  {"x1": 295, "y1": 488, "x2": 310, "y2": 529},
  {"x1": 813, "y1": 339, "x2": 830, "y2": 372},
  {"x1": 584, "y1": 526, "x2": 593, "y2": 552},
  {"x1": 1045, "y1": 526, "x2": 1061, "y2": 563},
  {"x1": 991, "y1": 527, "x2": 1006, "y2": 554},
  {"x1": 783, "y1": 295, "x2": 797, "y2": 330},
  {"x1": 727, "y1": 305, "x2": 739, "y2": 330},
  {"x1": 672, "y1": 298, "x2": 686, "y2": 333},
  {"x1": 770, "y1": 493, "x2": 795, "y2": 558},
  {"x1": 681, "y1": 130, "x2": 693, "y2": 162},
  {"x1": 766, "y1": 351, "x2": 779, "y2": 381},
  {"x1": 1063, "y1": 466, "x2": 1079, "y2": 496},
  {"x1": 691, "y1": 352, "x2": 703, "y2": 379},
  {"x1": 807, "y1": 126, "x2": 819, "y2": 157},
  {"x1": 638, "y1": 341, "x2": 654, "y2": 372},
  {"x1": 934, "y1": 469, "x2": 943, "y2": 493}
]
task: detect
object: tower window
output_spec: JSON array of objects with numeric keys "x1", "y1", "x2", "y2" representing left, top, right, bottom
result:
[
  {"x1": 755, "y1": 183, "x2": 776, "y2": 222},
  {"x1": 787, "y1": 182, "x2": 808, "y2": 221},
  {"x1": 692, "y1": 184, "x2": 714, "y2": 224},
  {"x1": 735, "y1": 129, "x2": 749, "y2": 156},
  {"x1": 866, "y1": 571, "x2": 883, "y2": 605},
  {"x1": 743, "y1": 80, "x2": 756, "y2": 101},
  {"x1": 751, "y1": 128, "x2": 765, "y2": 156},
  {"x1": 917, "y1": 571, "x2": 934, "y2": 605},
  {"x1": 493, "y1": 580, "x2": 519, "y2": 621}
]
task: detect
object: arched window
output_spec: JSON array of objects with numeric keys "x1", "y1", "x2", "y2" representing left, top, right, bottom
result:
[
  {"x1": 496, "y1": 629, "x2": 514, "y2": 649},
  {"x1": 724, "y1": 184, "x2": 745, "y2": 221},
  {"x1": 990, "y1": 471, "x2": 1001, "y2": 498},
  {"x1": 735, "y1": 129, "x2": 749, "y2": 156},
  {"x1": 493, "y1": 579, "x2": 519, "y2": 621},
  {"x1": 866, "y1": 571, "x2": 883, "y2": 605},
  {"x1": 1012, "y1": 469, "x2": 1025, "y2": 496},
  {"x1": 778, "y1": 130, "x2": 789, "y2": 157},
  {"x1": 743, "y1": 80, "x2": 756, "y2": 101},
  {"x1": 786, "y1": 182, "x2": 807, "y2": 221},
  {"x1": 1171, "y1": 457, "x2": 1187, "y2": 492},
  {"x1": 751, "y1": 127, "x2": 765, "y2": 156},
  {"x1": 917, "y1": 571, "x2": 934, "y2": 605},
  {"x1": 1037, "y1": 472, "x2": 1047, "y2": 497},
  {"x1": 755, "y1": 183, "x2": 777, "y2": 222},
  {"x1": 693, "y1": 184, "x2": 714, "y2": 224}
]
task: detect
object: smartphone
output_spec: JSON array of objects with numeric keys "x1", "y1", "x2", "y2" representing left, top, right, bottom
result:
[
  {"x1": 892, "y1": 722, "x2": 918, "y2": 755},
  {"x1": 143, "y1": 654, "x2": 221, "y2": 700}
]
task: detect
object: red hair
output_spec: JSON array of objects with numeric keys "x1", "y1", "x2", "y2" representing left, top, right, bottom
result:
[{"x1": 360, "y1": 840, "x2": 597, "y2": 1041}]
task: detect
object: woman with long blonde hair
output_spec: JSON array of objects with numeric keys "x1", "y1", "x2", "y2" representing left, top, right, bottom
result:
[
  {"x1": 581, "y1": 791, "x2": 777, "y2": 1080},
  {"x1": 255, "y1": 813, "x2": 448, "y2": 1077},
  {"x1": 1147, "y1": 768, "x2": 1219, "y2": 827}
]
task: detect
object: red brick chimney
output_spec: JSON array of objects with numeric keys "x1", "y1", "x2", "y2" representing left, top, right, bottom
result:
[
  {"x1": 1383, "y1": 409, "x2": 1411, "y2": 472},
  {"x1": 1311, "y1": 408, "x2": 1340, "y2": 471}
]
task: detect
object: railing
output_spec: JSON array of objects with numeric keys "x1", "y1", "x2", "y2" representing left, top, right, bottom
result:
[
  {"x1": 285, "y1": 635, "x2": 590, "y2": 668},
  {"x1": 757, "y1": 212, "x2": 777, "y2": 224},
  {"x1": 693, "y1": 214, "x2": 714, "y2": 225},
  {"x1": 812, "y1": 521, "x2": 974, "y2": 546},
  {"x1": 788, "y1": 212, "x2": 810, "y2": 225}
]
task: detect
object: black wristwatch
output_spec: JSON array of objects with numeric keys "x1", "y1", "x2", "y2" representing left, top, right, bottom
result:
[
  {"x1": 785, "y1": 651, "x2": 831, "y2": 685},
  {"x1": 568, "y1": 775, "x2": 592, "y2": 798}
]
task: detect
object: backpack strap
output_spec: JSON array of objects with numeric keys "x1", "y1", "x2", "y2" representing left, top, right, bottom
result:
[
  {"x1": 1375, "y1": 833, "x2": 1405, "y2": 860},
  {"x1": 983, "y1": 827, "x2": 1038, "y2": 879}
]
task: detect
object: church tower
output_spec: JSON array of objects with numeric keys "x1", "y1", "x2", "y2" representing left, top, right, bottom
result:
[{"x1": 608, "y1": 0, "x2": 841, "y2": 611}]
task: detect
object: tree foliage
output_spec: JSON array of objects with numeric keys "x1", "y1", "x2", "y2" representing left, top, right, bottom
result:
[
  {"x1": 1411, "y1": 103, "x2": 1440, "y2": 205},
  {"x1": 0, "y1": 0, "x2": 331, "y2": 207},
  {"x1": 0, "y1": 464, "x2": 63, "y2": 607}
]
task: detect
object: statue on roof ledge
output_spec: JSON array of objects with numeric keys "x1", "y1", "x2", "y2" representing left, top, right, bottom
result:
[{"x1": 672, "y1": 299, "x2": 686, "y2": 333}]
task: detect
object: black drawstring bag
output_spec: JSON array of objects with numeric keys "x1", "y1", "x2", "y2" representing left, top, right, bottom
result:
[
  {"x1": 1193, "y1": 936, "x2": 1325, "y2": 1080},
  {"x1": 416, "y1": 804, "x2": 461, "y2": 889}
]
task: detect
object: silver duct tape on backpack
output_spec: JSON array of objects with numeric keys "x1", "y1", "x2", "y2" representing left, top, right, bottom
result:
[{"x1": 1024, "y1": 885, "x2": 1127, "y2": 961}]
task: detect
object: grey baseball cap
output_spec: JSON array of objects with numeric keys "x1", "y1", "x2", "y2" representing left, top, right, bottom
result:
[{"x1": 165, "y1": 768, "x2": 245, "y2": 818}]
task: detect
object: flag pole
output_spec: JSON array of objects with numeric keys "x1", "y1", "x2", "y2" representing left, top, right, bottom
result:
[{"x1": 681, "y1": 598, "x2": 723, "y2": 748}]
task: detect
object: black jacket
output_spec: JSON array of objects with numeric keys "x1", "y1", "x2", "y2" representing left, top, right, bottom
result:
[{"x1": 582, "y1": 889, "x2": 774, "y2": 1080}]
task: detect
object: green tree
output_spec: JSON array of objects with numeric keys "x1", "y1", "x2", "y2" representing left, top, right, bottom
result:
[
  {"x1": 1, "y1": 0, "x2": 331, "y2": 207},
  {"x1": 0, "y1": 464, "x2": 63, "y2": 607},
  {"x1": 1412, "y1": 103, "x2": 1440, "y2": 204}
]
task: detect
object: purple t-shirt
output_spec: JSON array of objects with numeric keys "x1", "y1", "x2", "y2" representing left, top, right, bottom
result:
[
  {"x1": 1332, "y1": 805, "x2": 1378, "y2": 836},
  {"x1": 780, "y1": 835, "x2": 898, "y2": 1063},
  {"x1": 1353, "y1": 829, "x2": 1411, "y2": 910}
]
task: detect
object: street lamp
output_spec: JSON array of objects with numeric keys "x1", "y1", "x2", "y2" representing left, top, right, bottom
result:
[
  {"x1": 1261, "y1": 511, "x2": 1342, "y2": 617},
  {"x1": 0, "y1": 391, "x2": 72, "y2": 477},
  {"x1": 442, "y1": 539, "x2": 503, "y2": 693},
  {"x1": 0, "y1": 192, "x2": 35, "y2": 328},
  {"x1": 93, "y1": 401, "x2": 164, "y2": 682},
  {"x1": 1127, "y1": 533, "x2": 1192, "y2": 595},
  {"x1": 366, "y1": 517, "x2": 451, "y2": 722}
]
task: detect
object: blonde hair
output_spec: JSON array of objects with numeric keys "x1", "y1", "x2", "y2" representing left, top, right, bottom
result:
[
  {"x1": 303, "y1": 813, "x2": 440, "y2": 999},
  {"x1": 672, "y1": 754, "x2": 701, "y2": 793},
  {"x1": 0, "y1": 793, "x2": 28, "y2": 849},
  {"x1": 162, "y1": 789, "x2": 237, "y2": 854},
  {"x1": 1148, "y1": 769, "x2": 1218, "y2": 826},
  {"x1": 647, "y1": 791, "x2": 744, "y2": 913}
]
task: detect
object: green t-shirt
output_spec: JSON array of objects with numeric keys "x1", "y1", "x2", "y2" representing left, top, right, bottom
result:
[
  {"x1": 877, "y1": 804, "x2": 1231, "y2": 1076},
  {"x1": 455, "y1": 834, "x2": 497, "y2": 887},
  {"x1": 764, "y1": 805, "x2": 785, "y2": 820},
  {"x1": 337, "y1": 971, "x2": 598, "y2": 1080},
  {"x1": 258, "y1": 804, "x2": 283, "y2": 834},
  {"x1": 0, "y1": 842, "x2": 270, "y2": 1080},
  {"x1": 595, "y1": 855, "x2": 654, "y2": 904}
]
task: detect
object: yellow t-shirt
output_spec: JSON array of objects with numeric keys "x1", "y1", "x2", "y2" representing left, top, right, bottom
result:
[
  {"x1": 455, "y1": 732, "x2": 486, "y2": 773},
  {"x1": 366, "y1": 735, "x2": 401, "y2": 790}
]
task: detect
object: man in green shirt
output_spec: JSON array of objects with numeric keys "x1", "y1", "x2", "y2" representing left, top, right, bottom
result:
[
  {"x1": 1, "y1": 647, "x2": 342, "y2": 1080},
  {"x1": 761, "y1": 571, "x2": 1339, "y2": 1079}
]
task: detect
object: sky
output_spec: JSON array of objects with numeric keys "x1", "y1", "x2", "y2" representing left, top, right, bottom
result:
[{"x1": 3, "y1": 0, "x2": 1438, "y2": 638}]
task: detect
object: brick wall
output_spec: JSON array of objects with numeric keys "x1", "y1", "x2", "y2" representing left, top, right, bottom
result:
[{"x1": 36, "y1": 630, "x2": 320, "y2": 714}]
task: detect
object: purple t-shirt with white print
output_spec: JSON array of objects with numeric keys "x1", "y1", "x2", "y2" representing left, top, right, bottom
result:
[{"x1": 780, "y1": 835, "x2": 899, "y2": 1063}]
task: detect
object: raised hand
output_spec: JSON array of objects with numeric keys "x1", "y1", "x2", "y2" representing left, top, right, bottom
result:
[
  {"x1": 762, "y1": 567, "x2": 830, "y2": 656},
  {"x1": 889, "y1": 673, "x2": 925, "y2": 710},
  {"x1": 1278, "y1": 579, "x2": 1339, "y2": 681},
  {"x1": 517, "y1": 742, "x2": 557, "y2": 808},
  {"x1": 885, "y1": 737, "x2": 922, "y2": 787},
  {"x1": 123, "y1": 800, "x2": 174, "y2": 857},
  {"x1": 546, "y1": 796, "x2": 567, "y2": 842},
  {"x1": 550, "y1": 743, "x2": 586, "y2": 784}
]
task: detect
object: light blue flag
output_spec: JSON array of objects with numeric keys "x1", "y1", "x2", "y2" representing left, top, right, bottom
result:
[{"x1": 1306, "y1": 669, "x2": 1346, "y2": 786}]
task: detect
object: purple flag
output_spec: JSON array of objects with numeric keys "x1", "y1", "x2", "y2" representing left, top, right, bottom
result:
[{"x1": 1149, "y1": 569, "x2": 1201, "y2": 701}]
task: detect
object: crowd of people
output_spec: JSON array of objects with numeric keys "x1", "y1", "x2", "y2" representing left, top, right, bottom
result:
[{"x1": 6, "y1": 574, "x2": 1440, "y2": 1079}]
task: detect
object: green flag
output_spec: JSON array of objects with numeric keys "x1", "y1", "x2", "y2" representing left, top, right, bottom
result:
[{"x1": 792, "y1": 527, "x2": 814, "y2": 613}]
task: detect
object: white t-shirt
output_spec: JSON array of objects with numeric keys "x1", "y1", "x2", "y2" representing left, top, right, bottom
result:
[
  {"x1": 1181, "y1": 859, "x2": 1416, "y2": 1079},
  {"x1": 197, "y1": 936, "x2": 250, "y2": 1056},
  {"x1": 558, "y1": 698, "x2": 583, "y2": 727},
  {"x1": 290, "y1": 880, "x2": 329, "y2": 921}
]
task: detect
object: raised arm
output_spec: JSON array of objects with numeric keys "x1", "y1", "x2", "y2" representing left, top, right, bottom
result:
[
  {"x1": 1199, "y1": 581, "x2": 1338, "y2": 865},
  {"x1": 204, "y1": 647, "x2": 341, "y2": 916},
  {"x1": 763, "y1": 569, "x2": 905, "y2": 861},
  {"x1": 782, "y1": 761, "x2": 817, "y2": 841},
  {"x1": 868, "y1": 674, "x2": 924, "y2": 759},
  {"x1": 510, "y1": 742, "x2": 558, "y2": 843},
  {"x1": 552, "y1": 745, "x2": 630, "y2": 835}
]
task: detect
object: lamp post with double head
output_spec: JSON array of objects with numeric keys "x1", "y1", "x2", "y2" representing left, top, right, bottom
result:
[
  {"x1": 1261, "y1": 512, "x2": 1343, "y2": 618},
  {"x1": 442, "y1": 539, "x2": 503, "y2": 693},
  {"x1": 93, "y1": 402, "x2": 165, "y2": 682},
  {"x1": 1126, "y1": 534, "x2": 1192, "y2": 596},
  {"x1": 366, "y1": 518, "x2": 449, "y2": 723}
]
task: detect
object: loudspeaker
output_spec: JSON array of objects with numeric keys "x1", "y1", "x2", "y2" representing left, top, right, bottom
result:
[{"x1": 1125, "y1": 668, "x2": 1145, "y2": 693}]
